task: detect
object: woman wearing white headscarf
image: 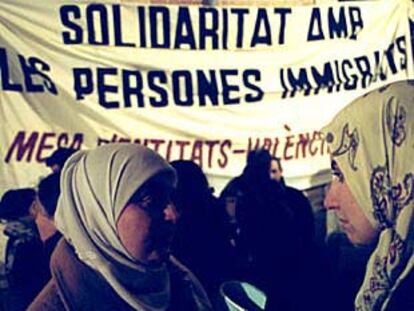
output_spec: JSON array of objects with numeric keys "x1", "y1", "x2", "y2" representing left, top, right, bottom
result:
[
  {"x1": 323, "y1": 80, "x2": 414, "y2": 311},
  {"x1": 28, "y1": 143, "x2": 211, "y2": 311}
]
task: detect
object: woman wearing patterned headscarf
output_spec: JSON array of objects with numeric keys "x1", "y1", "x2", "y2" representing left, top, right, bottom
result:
[
  {"x1": 28, "y1": 144, "x2": 211, "y2": 311},
  {"x1": 323, "y1": 80, "x2": 414, "y2": 311}
]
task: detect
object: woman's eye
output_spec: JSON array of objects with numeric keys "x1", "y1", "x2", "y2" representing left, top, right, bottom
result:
[
  {"x1": 137, "y1": 195, "x2": 152, "y2": 210},
  {"x1": 330, "y1": 160, "x2": 344, "y2": 182},
  {"x1": 331, "y1": 169, "x2": 344, "y2": 182}
]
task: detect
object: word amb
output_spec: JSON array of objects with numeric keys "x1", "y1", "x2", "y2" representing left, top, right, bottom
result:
[{"x1": 307, "y1": 6, "x2": 364, "y2": 41}]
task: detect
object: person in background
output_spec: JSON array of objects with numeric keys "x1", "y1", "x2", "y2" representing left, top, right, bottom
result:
[
  {"x1": 221, "y1": 149, "x2": 318, "y2": 311},
  {"x1": 222, "y1": 149, "x2": 332, "y2": 310},
  {"x1": 270, "y1": 156, "x2": 315, "y2": 246},
  {"x1": 169, "y1": 160, "x2": 234, "y2": 302},
  {"x1": 44, "y1": 148, "x2": 77, "y2": 173},
  {"x1": 3, "y1": 173, "x2": 64, "y2": 311},
  {"x1": 269, "y1": 156, "x2": 284, "y2": 184},
  {"x1": 323, "y1": 80, "x2": 414, "y2": 311},
  {"x1": 0, "y1": 189, "x2": 42, "y2": 311},
  {"x1": 0, "y1": 189, "x2": 36, "y2": 221},
  {"x1": 28, "y1": 144, "x2": 211, "y2": 311},
  {"x1": 34, "y1": 172, "x2": 62, "y2": 274}
]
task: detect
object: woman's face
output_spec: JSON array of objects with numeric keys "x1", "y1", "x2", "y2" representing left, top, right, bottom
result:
[
  {"x1": 116, "y1": 177, "x2": 176, "y2": 264},
  {"x1": 324, "y1": 160, "x2": 378, "y2": 245},
  {"x1": 270, "y1": 159, "x2": 283, "y2": 182}
]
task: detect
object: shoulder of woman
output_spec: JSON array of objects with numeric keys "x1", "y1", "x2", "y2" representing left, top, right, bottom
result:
[{"x1": 27, "y1": 280, "x2": 65, "y2": 311}]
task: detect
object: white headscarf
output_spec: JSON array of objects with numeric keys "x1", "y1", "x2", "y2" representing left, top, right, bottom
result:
[
  {"x1": 322, "y1": 80, "x2": 414, "y2": 311},
  {"x1": 54, "y1": 143, "x2": 177, "y2": 310}
]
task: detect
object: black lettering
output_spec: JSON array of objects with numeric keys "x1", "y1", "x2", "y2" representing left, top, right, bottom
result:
[
  {"x1": 311, "y1": 63, "x2": 335, "y2": 93},
  {"x1": 354, "y1": 56, "x2": 372, "y2": 88},
  {"x1": 87, "y1": 4, "x2": 109, "y2": 45},
  {"x1": 251, "y1": 9, "x2": 271, "y2": 47},
  {"x1": 349, "y1": 7, "x2": 363, "y2": 40},
  {"x1": 174, "y1": 7, "x2": 196, "y2": 49},
  {"x1": 122, "y1": 70, "x2": 145, "y2": 107},
  {"x1": 148, "y1": 71, "x2": 168, "y2": 107},
  {"x1": 274, "y1": 8, "x2": 291, "y2": 44},
  {"x1": 307, "y1": 8, "x2": 324, "y2": 41},
  {"x1": 197, "y1": 70, "x2": 219, "y2": 106},
  {"x1": 97, "y1": 67, "x2": 119, "y2": 108},
  {"x1": 0, "y1": 49, "x2": 23, "y2": 92},
  {"x1": 73, "y1": 68, "x2": 94, "y2": 100},
  {"x1": 150, "y1": 6, "x2": 170, "y2": 48},
  {"x1": 328, "y1": 7, "x2": 348, "y2": 39},
  {"x1": 113, "y1": 5, "x2": 135, "y2": 47},
  {"x1": 199, "y1": 8, "x2": 219, "y2": 49},
  {"x1": 60, "y1": 5, "x2": 83, "y2": 44},
  {"x1": 243, "y1": 70, "x2": 263, "y2": 102},
  {"x1": 172, "y1": 70, "x2": 193, "y2": 106},
  {"x1": 221, "y1": 70, "x2": 240, "y2": 105}
]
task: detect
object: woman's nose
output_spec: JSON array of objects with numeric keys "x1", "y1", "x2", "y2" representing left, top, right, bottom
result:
[{"x1": 163, "y1": 203, "x2": 179, "y2": 224}]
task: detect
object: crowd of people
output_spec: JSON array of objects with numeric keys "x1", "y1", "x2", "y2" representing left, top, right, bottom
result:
[{"x1": 0, "y1": 80, "x2": 413, "y2": 310}]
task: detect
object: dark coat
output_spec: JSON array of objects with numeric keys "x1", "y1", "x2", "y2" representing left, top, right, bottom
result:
[
  {"x1": 221, "y1": 175, "x2": 330, "y2": 311},
  {"x1": 171, "y1": 194, "x2": 235, "y2": 300},
  {"x1": 282, "y1": 185, "x2": 315, "y2": 245},
  {"x1": 384, "y1": 267, "x2": 414, "y2": 311},
  {"x1": 28, "y1": 239, "x2": 211, "y2": 311},
  {"x1": 4, "y1": 220, "x2": 60, "y2": 311}
]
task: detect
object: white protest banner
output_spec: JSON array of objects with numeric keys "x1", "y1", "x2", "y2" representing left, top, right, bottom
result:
[{"x1": 0, "y1": 0, "x2": 413, "y2": 194}]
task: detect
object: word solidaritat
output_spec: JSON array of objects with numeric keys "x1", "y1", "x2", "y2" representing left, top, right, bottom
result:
[
  {"x1": 59, "y1": 4, "x2": 363, "y2": 50},
  {"x1": 60, "y1": 4, "x2": 292, "y2": 49}
]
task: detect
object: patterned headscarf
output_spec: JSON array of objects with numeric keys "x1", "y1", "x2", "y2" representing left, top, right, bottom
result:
[
  {"x1": 54, "y1": 143, "x2": 177, "y2": 310},
  {"x1": 322, "y1": 80, "x2": 414, "y2": 311}
]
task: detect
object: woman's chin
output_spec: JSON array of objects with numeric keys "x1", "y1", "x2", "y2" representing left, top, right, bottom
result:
[
  {"x1": 143, "y1": 249, "x2": 170, "y2": 265},
  {"x1": 347, "y1": 232, "x2": 377, "y2": 247}
]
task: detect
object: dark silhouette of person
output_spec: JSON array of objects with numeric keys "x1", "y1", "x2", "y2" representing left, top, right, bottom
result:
[
  {"x1": 169, "y1": 160, "x2": 234, "y2": 302},
  {"x1": 221, "y1": 149, "x2": 330, "y2": 311},
  {"x1": 0, "y1": 188, "x2": 42, "y2": 311},
  {"x1": 220, "y1": 150, "x2": 299, "y2": 310},
  {"x1": 35, "y1": 172, "x2": 62, "y2": 274},
  {"x1": 0, "y1": 188, "x2": 36, "y2": 221},
  {"x1": 44, "y1": 148, "x2": 77, "y2": 173},
  {"x1": 270, "y1": 156, "x2": 315, "y2": 246}
]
